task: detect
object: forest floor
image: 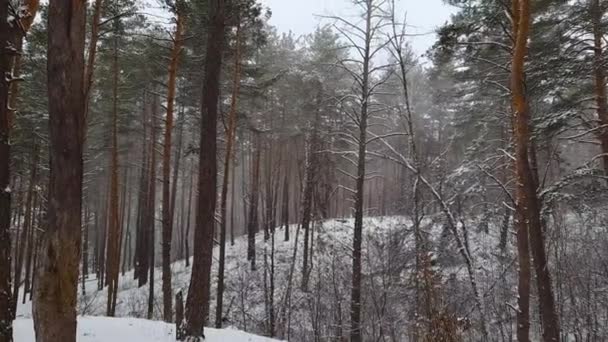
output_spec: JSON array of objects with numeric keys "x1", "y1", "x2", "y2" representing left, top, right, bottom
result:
[
  {"x1": 14, "y1": 215, "x2": 506, "y2": 340},
  {"x1": 13, "y1": 316, "x2": 280, "y2": 341}
]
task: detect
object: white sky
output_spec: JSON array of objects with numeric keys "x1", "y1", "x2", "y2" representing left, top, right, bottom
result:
[{"x1": 260, "y1": 0, "x2": 455, "y2": 58}]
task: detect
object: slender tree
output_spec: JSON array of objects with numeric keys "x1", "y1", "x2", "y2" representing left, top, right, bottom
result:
[
  {"x1": 105, "y1": 15, "x2": 122, "y2": 317},
  {"x1": 0, "y1": 2, "x2": 39, "y2": 340},
  {"x1": 216, "y1": 15, "x2": 242, "y2": 328},
  {"x1": 161, "y1": 1, "x2": 185, "y2": 323}
]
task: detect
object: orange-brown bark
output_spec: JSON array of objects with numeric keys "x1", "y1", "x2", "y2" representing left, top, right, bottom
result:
[
  {"x1": 162, "y1": 7, "x2": 185, "y2": 323},
  {"x1": 215, "y1": 19, "x2": 242, "y2": 328},
  {"x1": 511, "y1": 0, "x2": 560, "y2": 341}
]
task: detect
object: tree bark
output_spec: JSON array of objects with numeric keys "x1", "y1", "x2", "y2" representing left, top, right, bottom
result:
[
  {"x1": 33, "y1": 1, "x2": 86, "y2": 341},
  {"x1": 511, "y1": 1, "x2": 531, "y2": 341},
  {"x1": 247, "y1": 132, "x2": 262, "y2": 272},
  {"x1": 183, "y1": 0, "x2": 226, "y2": 337},
  {"x1": 350, "y1": 3, "x2": 373, "y2": 341},
  {"x1": 136, "y1": 91, "x2": 150, "y2": 284},
  {"x1": 216, "y1": 19, "x2": 242, "y2": 328},
  {"x1": 161, "y1": 8, "x2": 184, "y2": 323},
  {"x1": 511, "y1": 0, "x2": 560, "y2": 341},
  {"x1": 591, "y1": 0, "x2": 608, "y2": 175},
  {"x1": 1, "y1": 1, "x2": 39, "y2": 340},
  {"x1": 83, "y1": 0, "x2": 102, "y2": 123},
  {"x1": 301, "y1": 86, "x2": 322, "y2": 291},
  {"x1": 146, "y1": 94, "x2": 159, "y2": 320},
  {"x1": 12, "y1": 143, "x2": 39, "y2": 315},
  {"x1": 106, "y1": 19, "x2": 122, "y2": 317},
  {"x1": 184, "y1": 163, "x2": 193, "y2": 267}
]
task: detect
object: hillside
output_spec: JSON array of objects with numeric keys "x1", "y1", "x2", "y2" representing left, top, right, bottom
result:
[
  {"x1": 16, "y1": 216, "x2": 510, "y2": 341},
  {"x1": 13, "y1": 317, "x2": 280, "y2": 342}
]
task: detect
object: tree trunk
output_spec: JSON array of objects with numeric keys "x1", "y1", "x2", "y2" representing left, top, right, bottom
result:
[
  {"x1": 301, "y1": 86, "x2": 322, "y2": 291},
  {"x1": 12, "y1": 143, "x2": 39, "y2": 315},
  {"x1": 591, "y1": 0, "x2": 608, "y2": 175},
  {"x1": 511, "y1": 1, "x2": 560, "y2": 341},
  {"x1": 183, "y1": 0, "x2": 226, "y2": 337},
  {"x1": 350, "y1": 5, "x2": 372, "y2": 341},
  {"x1": 282, "y1": 162, "x2": 290, "y2": 242},
  {"x1": 1, "y1": 1, "x2": 39, "y2": 340},
  {"x1": 22, "y1": 184, "x2": 39, "y2": 303},
  {"x1": 82, "y1": 205, "x2": 90, "y2": 296},
  {"x1": 33, "y1": 1, "x2": 86, "y2": 341},
  {"x1": 162, "y1": 9, "x2": 184, "y2": 323},
  {"x1": 511, "y1": 2, "x2": 531, "y2": 341},
  {"x1": 83, "y1": 0, "x2": 103, "y2": 122},
  {"x1": 136, "y1": 91, "x2": 150, "y2": 284},
  {"x1": 184, "y1": 163, "x2": 193, "y2": 267},
  {"x1": 122, "y1": 178, "x2": 133, "y2": 276},
  {"x1": 247, "y1": 132, "x2": 262, "y2": 271},
  {"x1": 146, "y1": 94, "x2": 159, "y2": 320},
  {"x1": 216, "y1": 19, "x2": 242, "y2": 328},
  {"x1": 230, "y1": 155, "x2": 236, "y2": 246},
  {"x1": 106, "y1": 21, "x2": 122, "y2": 317}
]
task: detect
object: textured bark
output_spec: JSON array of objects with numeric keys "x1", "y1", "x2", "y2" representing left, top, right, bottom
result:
[
  {"x1": 33, "y1": 1, "x2": 86, "y2": 341},
  {"x1": 1, "y1": 1, "x2": 39, "y2": 340},
  {"x1": 135, "y1": 92, "x2": 150, "y2": 284},
  {"x1": 184, "y1": 164, "x2": 193, "y2": 267},
  {"x1": 350, "y1": 4, "x2": 372, "y2": 341},
  {"x1": 510, "y1": 2, "x2": 531, "y2": 341},
  {"x1": 106, "y1": 21, "x2": 121, "y2": 317},
  {"x1": 12, "y1": 144, "x2": 38, "y2": 315},
  {"x1": 230, "y1": 157, "x2": 236, "y2": 246},
  {"x1": 183, "y1": 0, "x2": 226, "y2": 336},
  {"x1": 121, "y1": 178, "x2": 133, "y2": 276},
  {"x1": 161, "y1": 9, "x2": 184, "y2": 323},
  {"x1": 82, "y1": 205, "x2": 90, "y2": 295},
  {"x1": 281, "y1": 163, "x2": 290, "y2": 242},
  {"x1": 216, "y1": 20, "x2": 242, "y2": 328},
  {"x1": 591, "y1": 0, "x2": 608, "y2": 175},
  {"x1": 247, "y1": 133, "x2": 261, "y2": 271},
  {"x1": 83, "y1": 0, "x2": 103, "y2": 123},
  {"x1": 0, "y1": 5, "x2": 12, "y2": 327},
  {"x1": 6, "y1": 0, "x2": 39, "y2": 129},
  {"x1": 301, "y1": 86, "x2": 322, "y2": 291},
  {"x1": 146, "y1": 95, "x2": 159, "y2": 320},
  {"x1": 511, "y1": 0, "x2": 560, "y2": 341}
]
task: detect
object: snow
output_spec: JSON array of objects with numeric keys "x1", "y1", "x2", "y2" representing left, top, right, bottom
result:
[
  {"x1": 11, "y1": 215, "x2": 520, "y2": 340},
  {"x1": 13, "y1": 316, "x2": 281, "y2": 342}
]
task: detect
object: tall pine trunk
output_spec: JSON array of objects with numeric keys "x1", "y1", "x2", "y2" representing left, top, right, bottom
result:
[
  {"x1": 247, "y1": 132, "x2": 262, "y2": 271},
  {"x1": 216, "y1": 20, "x2": 242, "y2": 328},
  {"x1": 146, "y1": 94, "x2": 159, "y2": 319},
  {"x1": 511, "y1": 1, "x2": 560, "y2": 341},
  {"x1": 0, "y1": 1, "x2": 39, "y2": 340},
  {"x1": 591, "y1": 0, "x2": 608, "y2": 175},
  {"x1": 301, "y1": 85, "x2": 322, "y2": 291},
  {"x1": 183, "y1": 0, "x2": 226, "y2": 337},
  {"x1": 33, "y1": 1, "x2": 86, "y2": 341},
  {"x1": 350, "y1": 4, "x2": 372, "y2": 341},
  {"x1": 106, "y1": 21, "x2": 122, "y2": 317},
  {"x1": 161, "y1": 9, "x2": 184, "y2": 323},
  {"x1": 12, "y1": 143, "x2": 39, "y2": 315}
]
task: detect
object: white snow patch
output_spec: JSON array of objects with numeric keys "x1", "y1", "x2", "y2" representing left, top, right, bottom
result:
[{"x1": 14, "y1": 316, "x2": 282, "y2": 342}]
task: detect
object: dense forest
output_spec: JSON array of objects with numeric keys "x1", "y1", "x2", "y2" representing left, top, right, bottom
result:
[{"x1": 1, "y1": 0, "x2": 608, "y2": 341}]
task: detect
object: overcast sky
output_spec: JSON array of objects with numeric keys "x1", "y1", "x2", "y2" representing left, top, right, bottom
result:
[{"x1": 260, "y1": 0, "x2": 455, "y2": 58}]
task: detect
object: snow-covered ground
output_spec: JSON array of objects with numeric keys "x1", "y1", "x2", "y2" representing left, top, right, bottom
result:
[
  {"x1": 12, "y1": 215, "x2": 524, "y2": 340},
  {"x1": 14, "y1": 316, "x2": 281, "y2": 341}
]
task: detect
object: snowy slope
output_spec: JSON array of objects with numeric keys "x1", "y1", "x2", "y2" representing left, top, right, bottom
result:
[
  {"x1": 14, "y1": 215, "x2": 507, "y2": 340},
  {"x1": 14, "y1": 317, "x2": 281, "y2": 342}
]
